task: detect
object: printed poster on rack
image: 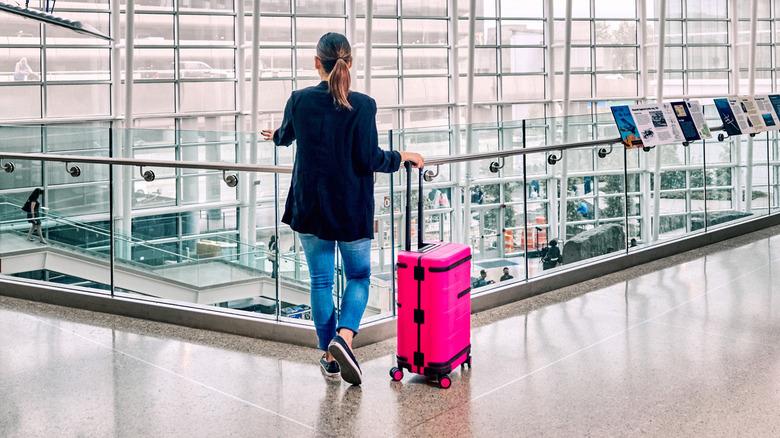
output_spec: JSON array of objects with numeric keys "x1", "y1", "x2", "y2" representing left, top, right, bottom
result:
[
  {"x1": 610, "y1": 105, "x2": 644, "y2": 149},
  {"x1": 626, "y1": 103, "x2": 685, "y2": 148},
  {"x1": 738, "y1": 96, "x2": 768, "y2": 132},
  {"x1": 753, "y1": 95, "x2": 780, "y2": 131},
  {"x1": 670, "y1": 101, "x2": 701, "y2": 142},
  {"x1": 685, "y1": 101, "x2": 712, "y2": 139},
  {"x1": 714, "y1": 98, "x2": 753, "y2": 136},
  {"x1": 768, "y1": 95, "x2": 780, "y2": 123}
]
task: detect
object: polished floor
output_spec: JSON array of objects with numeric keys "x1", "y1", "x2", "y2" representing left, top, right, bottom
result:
[{"x1": 3, "y1": 226, "x2": 780, "y2": 437}]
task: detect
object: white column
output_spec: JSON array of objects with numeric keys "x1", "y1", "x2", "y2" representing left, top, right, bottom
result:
[
  {"x1": 235, "y1": 0, "x2": 250, "y2": 264},
  {"x1": 119, "y1": 0, "x2": 135, "y2": 260},
  {"x1": 544, "y1": 0, "x2": 558, "y2": 241},
  {"x1": 729, "y1": 0, "x2": 742, "y2": 211},
  {"x1": 638, "y1": 0, "x2": 648, "y2": 101},
  {"x1": 464, "y1": 0, "x2": 477, "y2": 248},
  {"x1": 545, "y1": 0, "x2": 556, "y2": 115},
  {"x1": 465, "y1": 0, "x2": 476, "y2": 148},
  {"x1": 347, "y1": 0, "x2": 357, "y2": 85},
  {"x1": 248, "y1": 1, "x2": 261, "y2": 249},
  {"x1": 729, "y1": 0, "x2": 741, "y2": 96},
  {"x1": 651, "y1": 0, "x2": 667, "y2": 242},
  {"x1": 365, "y1": 0, "x2": 374, "y2": 95},
  {"x1": 110, "y1": 0, "x2": 120, "y2": 119},
  {"x1": 638, "y1": 0, "x2": 650, "y2": 243},
  {"x1": 448, "y1": 0, "x2": 465, "y2": 244},
  {"x1": 745, "y1": 0, "x2": 758, "y2": 213},
  {"x1": 557, "y1": 0, "x2": 572, "y2": 242}
]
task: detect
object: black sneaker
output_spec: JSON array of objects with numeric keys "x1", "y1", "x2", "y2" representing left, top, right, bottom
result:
[
  {"x1": 328, "y1": 335, "x2": 362, "y2": 385},
  {"x1": 320, "y1": 354, "x2": 340, "y2": 378}
]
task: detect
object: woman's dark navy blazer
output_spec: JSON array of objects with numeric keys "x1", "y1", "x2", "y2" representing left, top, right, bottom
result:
[{"x1": 273, "y1": 81, "x2": 402, "y2": 242}]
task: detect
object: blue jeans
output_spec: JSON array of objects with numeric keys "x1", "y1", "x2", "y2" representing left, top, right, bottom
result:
[{"x1": 298, "y1": 234, "x2": 372, "y2": 351}]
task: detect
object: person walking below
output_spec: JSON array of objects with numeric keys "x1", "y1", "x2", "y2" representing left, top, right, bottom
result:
[
  {"x1": 24, "y1": 188, "x2": 46, "y2": 244},
  {"x1": 267, "y1": 235, "x2": 278, "y2": 279},
  {"x1": 14, "y1": 57, "x2": 34, "y2": 81},
  {"x1": 262, "y1": 32, "x2": 424, "y2": 385}
]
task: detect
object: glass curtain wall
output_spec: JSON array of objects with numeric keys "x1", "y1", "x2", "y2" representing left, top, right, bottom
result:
[{"x1": 1, "y1": 1, "x2": 778, "y2": 125}]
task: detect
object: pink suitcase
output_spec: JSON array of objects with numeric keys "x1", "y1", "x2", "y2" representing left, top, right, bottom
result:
[{"x1": 390, "y1": 164, "x2": 472, "y2": 389}]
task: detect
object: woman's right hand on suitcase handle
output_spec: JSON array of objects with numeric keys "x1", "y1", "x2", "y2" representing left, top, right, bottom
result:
[{"x1": 400, "y1": 152, "x2": 425, "y2": 169}]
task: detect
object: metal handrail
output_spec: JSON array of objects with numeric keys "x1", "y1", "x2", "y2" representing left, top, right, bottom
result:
[
  {"x1": 0, "y1": 152, "x2": 293, "y2": 174},
  {"x1": 424, "y1": 125, "x2": 726, "y2": 167},
  {"x1": 0, "y1": 124, "x2": 727, "y2": 173},
  {"x1": 425, "y1": 137, "x2": 622, "y2": 166}
]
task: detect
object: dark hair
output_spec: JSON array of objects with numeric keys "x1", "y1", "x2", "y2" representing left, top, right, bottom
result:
[
  {"x1": 480, "y1": 269, "x2": 487, "y2": 275},
  {"x1": 317, "y1": 32, "x2": 352, "y2": 110},
  {"x1": 28, "y1": 188, "x2": 43, "y2": 201},
  {"x1": 549, "y1": 239, "x2": 558, "y2": 247}
]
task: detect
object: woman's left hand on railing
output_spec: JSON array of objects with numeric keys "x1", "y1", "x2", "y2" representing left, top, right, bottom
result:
[{"x1": 260, "y1": 129, "x2": 276, "y2": 141}]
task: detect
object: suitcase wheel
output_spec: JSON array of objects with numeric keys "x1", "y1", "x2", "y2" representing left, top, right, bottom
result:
[
  {"x1": 439, "y1": 375, "x2": 451, "y2": 389},
  {"x1": 390, "y1": 367, "x2": 404, "y2": 381}
]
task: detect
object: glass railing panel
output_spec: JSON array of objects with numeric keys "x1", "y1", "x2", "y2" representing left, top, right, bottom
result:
[
  {"x1": 107, "y1": 164, "x2": 281, "y2": 322},
  {"x1": 704, "y1": 134, "x2": 764, "y2": 231},
  {"x1": 44, "y1": 123, "x2": 111, "y2": 153},
  {"x1": 0, "y1": 158, "x2": 113, "y2": 295},
  {"x1": 769, "y1": 130, "x2": 780, "y2": 213},
  {"x1": 500, "y1": 119, "x2": 524, "y2": 153},
  {"x1": 624, "y1": 170, "x2": 644, "y2": 248},
  {"x1": 523, "y1": 140, "x2": 628, "y2": 279},
  {"x1": 371, "y1": 170, "x2": 400, "y2": 321},
  {"x1": 634, "y1": 141, "x2": 697, "y2": 242},
  {"x1": 270, "y1": 137, "x2": 313, "y2": 325},
  {"x1": 746, "y1": 132, "x2": 771, "y2": 217},
  {"x1": 498, "y1": 178, "x2": 527, "y2": 284},
  {"x1": 0, "y1": 126, "x2": 44, "y2": 154}
]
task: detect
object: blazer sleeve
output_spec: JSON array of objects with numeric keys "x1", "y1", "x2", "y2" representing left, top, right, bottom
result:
[
  {"x1": 354, "y1": 98, "x2": 401, "y2": 175},
  {"x1": 273, "y1": 95, "x2": 296, "y2": 147}
]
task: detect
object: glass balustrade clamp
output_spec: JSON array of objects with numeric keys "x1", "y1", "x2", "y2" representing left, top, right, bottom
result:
[
  {"x1": 423, "y1": 165, "x2": 440, "y2": 182},
  {"x1": 140, "y1": 167, "x2": 155, "y2": 182},
  {"x1": 489, "y1": 157, "x2": 505, "y2": 173},
  {"x1": 65, "y1": 162, "x2": 81, "y2": 177},
  {"x1": 547, "y1": 151, "x2": 563, "y2": 166},
  {"x1": 1, "y1": 160, "x2": 13, "y2": 173},
  {"x1": 223, "y1": 171, "x2": 238, "y2": 188}
]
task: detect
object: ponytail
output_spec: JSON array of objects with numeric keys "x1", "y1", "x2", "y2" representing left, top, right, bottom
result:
[
  {"x1": 317, "y1": 32, "x2": 353, "y2": 110},
  {"x1": 329, "y1": 58, "x2": 352, "y2": 110}
]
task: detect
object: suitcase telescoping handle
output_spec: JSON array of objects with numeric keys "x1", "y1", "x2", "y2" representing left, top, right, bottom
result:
[{"x1": 404, "y1": 161, "x2": 424, "y2": 252}]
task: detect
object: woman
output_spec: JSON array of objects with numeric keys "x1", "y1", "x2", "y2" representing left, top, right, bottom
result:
[
  {"x1": 14, "y1": 58, "x2": 33, "y2": 81},
  {"x1": 25, "y1": 188, "x2": 46, "y2": 244},
  {"x1": 262, "y1": 32, "x2": 424, "y2": 385}
]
